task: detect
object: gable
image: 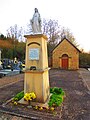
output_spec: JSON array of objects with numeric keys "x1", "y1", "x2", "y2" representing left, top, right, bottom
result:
[{"x1": 52, "y1": 38, "x2": 81, "y2": 53}]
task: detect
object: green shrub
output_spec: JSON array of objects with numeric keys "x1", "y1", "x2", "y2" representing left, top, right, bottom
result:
[
  {"x1": 48, "y1": 94, "x2": 63, "y2": 107},
  {"x1": 48, "y1": 87, "x2": 65, "y2": 107},
  {"x1": 13, "y1": 91, "x2": 24, "y2": 101},
  {"x1": 50, "y1": 87, "x2": 65, "y2": 95}
]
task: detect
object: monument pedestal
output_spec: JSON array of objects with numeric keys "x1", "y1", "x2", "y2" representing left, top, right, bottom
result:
[
  {"x1": 23, "y1": 34, "x2": 50, "y2": 103},
  {"x1": 24, "y1": 68, "x2": 49, "y2": 103}
]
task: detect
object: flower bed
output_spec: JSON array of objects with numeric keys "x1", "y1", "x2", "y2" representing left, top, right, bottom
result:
[{"x1": 12, "y1": 87, "x2": 65, "y2": 112}]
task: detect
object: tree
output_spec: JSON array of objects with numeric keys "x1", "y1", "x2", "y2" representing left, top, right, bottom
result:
[
  {"x1": 0, "y1": 39, "x2": 12, "y2": 49},
  {"x1": 6, "y1": 24, "x2": 26, "y2": 60},
  {"x1": 0, "y1": 37, "x2": 25, "y2": 60},
  {"x1": 43, "y1": 19, "x2": 60, "y2": 44},
  {"x1": 7, "y1": 24, "x2": 25, "y2": 41},
  {"x1": 25, "y1": 22, "x2": 32, "y2": 35},
  {"x1": 60, "y1": 27, "x2": 79, "y2": 47},
  {"x1": 42, "y1": 19, "x2": 61, "y2": 57},
  {"x1": 0, "y1": 38, "x2": 13, "y2": 59},
  {"x1": 0, "y1": 34, "x2": 6, "y2": 40},
  {"x1": 15, "y1": 41, "x2": 26, "y2": 60},
  {"x1": 79, "y1": 52, "x2": 90, "y2": 68}
]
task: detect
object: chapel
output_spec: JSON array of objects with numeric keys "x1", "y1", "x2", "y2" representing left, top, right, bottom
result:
[{"x1": 52, "y1": 37, "x2": 81, "y2": 70}]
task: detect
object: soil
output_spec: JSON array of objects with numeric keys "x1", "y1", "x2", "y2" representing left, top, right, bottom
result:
[{"x1": 0, "y1": 69, "x2": 90, "y2": 120}]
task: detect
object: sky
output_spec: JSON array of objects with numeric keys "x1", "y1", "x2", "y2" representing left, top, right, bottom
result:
[{"x1": 0, "y1": 0, "x2": 90, "y2": 52}]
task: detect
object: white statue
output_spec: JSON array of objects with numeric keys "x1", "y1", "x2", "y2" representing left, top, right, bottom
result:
[{"x1": 31, "y1": 8, "x2": 42, "y2": 34}]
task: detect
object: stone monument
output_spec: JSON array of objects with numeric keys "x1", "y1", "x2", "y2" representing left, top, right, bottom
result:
[{"x1": 23, "y1": 8, "x2": 50, "y2": 103}]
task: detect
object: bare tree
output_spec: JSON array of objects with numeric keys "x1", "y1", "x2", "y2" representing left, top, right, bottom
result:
[
  {"x1": 25, "y1": 22, "x2": 32, "y2": 35},
  {"x1": 42, "y1": 19, "x2": 60, "y2": 45},
  {"x1": 42, "y1": 19, "x2": 61, "y2": 57},
  {"x1": 60, "y1": 27, "x2": 79, "y2": 47},
  {"x1": 7, "y1": 24, "x2": 25, "y2": 41}
]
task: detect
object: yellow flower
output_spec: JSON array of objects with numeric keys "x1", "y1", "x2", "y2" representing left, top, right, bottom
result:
[
  {"x1": 30, "y1": 92, "x2": 36, "y2": 99},
  {"x1": 50, "y1": 107, "x2": 54, "y2": 111},
  {"x1": 34, "y1": 105, "x2": 38, "y2": 110},
  {"x1": 14, "y1": 101, "x2": 17, "y2": 105},
  {"x1": 12, "y1": 100, "x2": 14, "y2": 103},
  {"x1": 24, "y1": 92, "x2": 36, "y2": 101},
  {"x1": 39, "y1": 107, "x2": 43, "y2": 110},
  {"x1": 46, "y1": 106, "x2": 49, "y2": 110}
]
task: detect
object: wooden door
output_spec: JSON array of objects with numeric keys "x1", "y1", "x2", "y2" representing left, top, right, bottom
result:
[{"x1": 62, "y1": 54, "x2": 68, "y2": 69}]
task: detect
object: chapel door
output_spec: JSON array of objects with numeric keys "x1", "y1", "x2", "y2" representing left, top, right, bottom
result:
[{"x1": 62, "y1": 54, "x2": 68, "y2": 69}]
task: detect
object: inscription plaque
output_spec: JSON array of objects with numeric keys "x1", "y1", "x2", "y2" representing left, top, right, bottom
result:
[{"x1": 29, "y1": 48, "x2": 39, "y2": 60}]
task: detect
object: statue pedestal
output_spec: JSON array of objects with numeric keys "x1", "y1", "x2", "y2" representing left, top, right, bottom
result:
[
  {"x1": 24, "y1": 68, "x2": 49, "y2": 103},
  {"x1": 23, "y1": 34, "x2": 50, "y2": 103}
]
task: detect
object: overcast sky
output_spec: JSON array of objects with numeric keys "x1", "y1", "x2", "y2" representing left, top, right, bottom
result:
[{"x1": 0, "y1": 0, "x2": 90, "y2": 52}]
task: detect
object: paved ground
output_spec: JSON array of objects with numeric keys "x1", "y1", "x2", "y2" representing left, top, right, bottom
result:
[
  {"x1": 0, "y1": 74, "x2": 24, "y2": 88},
  {"x1": 79, "y1": 68, "x2": 90, "y2": 91},
  {"x1": 0, "y1": 69, "x2": 90, "y2": 120}
]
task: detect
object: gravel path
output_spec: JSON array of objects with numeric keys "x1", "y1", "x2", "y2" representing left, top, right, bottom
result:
[
  {"x1": 0, "y1": 74, "x2": 24, "y2": 120},
  {"x1": 0, "y1": 74, "x2": 24, "y2": 88},
  {"x1": 49, "y1": 69, "x2": 90, "y2": 120}
]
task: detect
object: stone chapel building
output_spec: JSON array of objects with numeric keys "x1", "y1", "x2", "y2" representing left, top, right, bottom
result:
[{"x1": 52, "y1": 37, "x2": 81, "y2": 70}]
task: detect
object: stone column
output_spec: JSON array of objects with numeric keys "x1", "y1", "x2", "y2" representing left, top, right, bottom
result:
[{"x1": 24, "y1": 34, "x2": 50, "y2": 103}]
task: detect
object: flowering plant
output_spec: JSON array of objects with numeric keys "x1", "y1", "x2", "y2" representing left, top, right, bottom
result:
[{"x1": 24, "y1": 92, "x2": 36, "y2": 101}]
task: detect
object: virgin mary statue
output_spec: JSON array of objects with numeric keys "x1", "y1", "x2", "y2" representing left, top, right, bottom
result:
[{"x1": 31, "y1": 8, "x2": 42, "y2": 34}]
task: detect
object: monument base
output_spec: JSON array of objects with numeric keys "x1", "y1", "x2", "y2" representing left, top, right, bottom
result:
[
  {"x1": 24, "y1": 68, "x2": 50, "y2": 103},
  {"x1": 19, "y1": 94, "x2": 51, "y2": 108}
]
